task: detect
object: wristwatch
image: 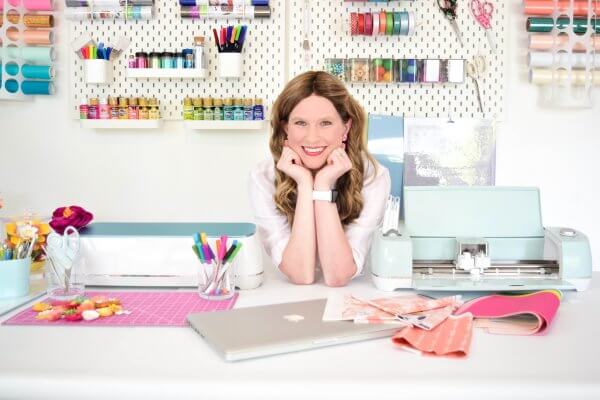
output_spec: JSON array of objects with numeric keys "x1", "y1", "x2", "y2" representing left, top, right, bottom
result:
[{"x1": 312, "y1": 190, "x2": 338, "y2": 202}]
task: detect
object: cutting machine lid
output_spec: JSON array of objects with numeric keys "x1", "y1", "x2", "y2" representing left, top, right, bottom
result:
[
  {"x1": 79, "y1": 222, "x2": 256, "y2": 238},
  {"x1": 404, "y1": 186, "x2": 544, "y2": 238}
]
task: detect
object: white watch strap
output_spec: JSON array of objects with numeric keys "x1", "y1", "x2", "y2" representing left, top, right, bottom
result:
[{"x1": 312, "y1": 190, "x2": 332, "y2": 202}]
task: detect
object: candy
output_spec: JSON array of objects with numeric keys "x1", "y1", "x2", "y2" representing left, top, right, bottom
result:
[
  {"x1": 32, "y1": 302, "x2": 52, "y2": 312},
  {"x1": 82, "y1": 310, "x2": 100, "y2": 321}
]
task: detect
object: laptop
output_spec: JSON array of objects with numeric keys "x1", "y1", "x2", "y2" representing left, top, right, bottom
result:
[{"x1": 187, "y1": 298, "x2": 401, "y2": 361}]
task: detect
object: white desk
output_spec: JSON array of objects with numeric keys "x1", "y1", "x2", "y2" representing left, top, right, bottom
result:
[{"x1": 1, "y1": 271, "x2": 599, "y2": 400}]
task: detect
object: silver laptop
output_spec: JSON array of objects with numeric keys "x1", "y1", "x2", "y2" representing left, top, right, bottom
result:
[{"x1": 187, "y1": 298, "x2": 400, "y2": 361}]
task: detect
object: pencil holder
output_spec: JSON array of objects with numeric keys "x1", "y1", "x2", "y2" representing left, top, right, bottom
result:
[
  {"x1": 197, "y1": 258, "x2": 236, "y2": 301},
  {"x1": 84, "y1": 59, "x2": 112, "y2": 84},
  {"x1": 0, "y1": 258, "x2": 31, "y2": 299},
  {"x1": 217, "y1": 52, "x2": 242, "y2": 78}
]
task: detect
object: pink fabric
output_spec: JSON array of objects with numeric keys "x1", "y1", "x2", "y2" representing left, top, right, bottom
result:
[
  {"x1": 454, "y1": 290, "x2": 561, "y2": 335},
  {"x1": 392, "y1": 313, "x2": 474, "y2": 357},
  {"x1": 3, "y1": 291, "x2": 238, "y2": 327}
]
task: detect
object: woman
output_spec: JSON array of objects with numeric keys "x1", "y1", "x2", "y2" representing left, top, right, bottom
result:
[{"x1": 249, "y1": 71, "x2": 390, "y2": 287}]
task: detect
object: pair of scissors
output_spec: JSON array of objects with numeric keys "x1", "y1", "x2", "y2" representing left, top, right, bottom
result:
[
  {"x1": 470, "y1": 0, "x2": 496, "y2": 52},
  {"x1": 466, "y1": 55, "x2": 487, "y2": 114},
  {"x1": 437, "y1": 0, "x2": 464, "y2": 46}
]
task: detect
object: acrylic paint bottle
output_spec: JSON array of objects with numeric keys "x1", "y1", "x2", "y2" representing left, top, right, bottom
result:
[
  {"x1": 183, "y1": 97, "x2": 194, "y2": 120},
  {"x1": 118, "y1": 97, "x2": 129, "y2": 119},
  {"x1": 193, "y1": 98, "x2": 204, "y2": 120},
  {"x1": 233, "y1": 98, "x2": 244, "y2": 121},
  {"x1": 203, "y1": 97, "x2": 214, "y2": 120},
  {"x1": 213, "y1": 98, "x2": 224, "y2": 120},
  {"x1": 223, "y1": 98, "x2": 234, "y2": 120},
  {"x1": 128, "y1": 97, "x2": 139, "y2": 119},
  {"x1": 138, "y1": 97, "x2": 149, "y2": 120},
  {"x1": 79, "y1": 100, "x2": 88, "y2": 120},
  {"x1": 87, "y1": 97, "x2": 99, "y2": 119},
  {"x1": 243, "y1": 98, "x2": 254, "y2": 120},
  {"x1": 149, "y1": 98, "x2": 160, "y2": 119},
  {"x1": 253, "y1": 98, "x2": 264, "y2": 120},
  {"x1": 109, "y1": 96, "x2": 119, "y2": 119},
  {"x1": 99, "y1": 97, "x2": 110, "y2": 119}
]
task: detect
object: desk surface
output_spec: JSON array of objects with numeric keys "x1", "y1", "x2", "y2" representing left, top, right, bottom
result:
[{"x1": 1, "y1": 270, "x2": 599, "y2": 400}]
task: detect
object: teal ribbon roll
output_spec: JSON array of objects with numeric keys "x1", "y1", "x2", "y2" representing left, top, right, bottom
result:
[
  {"x1": 4, "y1": 63, "x2": 54, "y2": 79},
  {"x1": 527, "y1": 17, "x2": 600, "y2": 33}
]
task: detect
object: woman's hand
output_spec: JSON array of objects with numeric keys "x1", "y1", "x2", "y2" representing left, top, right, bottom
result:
[
  {"x1": 276, "y1": 146, "x2": 313, "y2": 187},
  {"x1": 314, "y1": 147, "x2": 352, "y2": 190}
]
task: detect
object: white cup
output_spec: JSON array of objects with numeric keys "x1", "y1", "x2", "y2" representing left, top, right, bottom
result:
[
  {"x1": 84, "y1": 59, "x2": 112, "y2": 84},
  {"x1": 217, "y1": 52, "x2": 243, "y2": 78}
]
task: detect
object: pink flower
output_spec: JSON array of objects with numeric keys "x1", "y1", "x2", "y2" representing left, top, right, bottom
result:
[{"x1": 49, "y1": 206, "x2": 93, "y2": 234}]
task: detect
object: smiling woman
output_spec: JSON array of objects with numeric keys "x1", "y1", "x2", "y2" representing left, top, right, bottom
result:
[{"x1": 249, "y1": 71, "x2": 390, "y2": 287}]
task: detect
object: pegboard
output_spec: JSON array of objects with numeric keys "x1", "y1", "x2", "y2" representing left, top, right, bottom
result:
[
  {"x1": 288, "y1": 0, "x2": 506, "y2": 118},
  {"x1": 69, "y1": 0, "x2": 285, "y2": 119}
]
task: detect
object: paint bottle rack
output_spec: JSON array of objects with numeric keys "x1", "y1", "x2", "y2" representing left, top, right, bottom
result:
[
  {"x1": 126, "y1": 67, "x2": 208, "y2": 79},
  {"x1": 80, "y1": 119, "x2": 163, "y2": 129},
  {"x1": 0, "y1": 0, "x2": 56, "y2": 100},
  {"x1": 184, "y1": 119, "x2": 266, "y2": 131},
  {"x1": 525, "y1": 0, "x2": 598, "y2": 108}
]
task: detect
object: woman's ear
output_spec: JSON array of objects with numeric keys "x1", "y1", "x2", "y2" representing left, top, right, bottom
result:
[{"x1": 343, "y1": 119, "x2": 352, "y2": 143}]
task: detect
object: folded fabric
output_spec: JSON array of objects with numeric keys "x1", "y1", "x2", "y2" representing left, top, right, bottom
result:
[
  {"x1": 355, "y1": 305, "x2": 455, "y2": 330},
  {"x1": 357, "y1": 294, "x2": 463, "y2": 317},
  {"x1": 392, "y1": 313, "x2": 474, "y2": 357},
  {"x1": 454, "y1": 290, "x2": 562, "y2": 335}
]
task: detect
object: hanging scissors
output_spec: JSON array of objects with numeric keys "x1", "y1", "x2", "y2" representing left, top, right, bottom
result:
[
  {"x1": 466, "y1": 55, "x2": 487, "y2": 114},
  {"x1": 437, "y1": 0, "x2": 464, "y2": 47},
  {"x1": 470, "y1": 0, "x2": 496, "y2": 53},
  {"x1": 46, "y1": 226, "x2": 80, "y2": 270}
]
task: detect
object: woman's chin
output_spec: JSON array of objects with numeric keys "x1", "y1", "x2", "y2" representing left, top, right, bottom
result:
[{"x1": 302, "y1": 158, "x2": 327, "y2": 171}]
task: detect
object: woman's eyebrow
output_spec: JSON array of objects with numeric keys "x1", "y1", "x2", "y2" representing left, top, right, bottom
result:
[{"x1": 289, "y1": 115, "x2": 336, "y2": 122}]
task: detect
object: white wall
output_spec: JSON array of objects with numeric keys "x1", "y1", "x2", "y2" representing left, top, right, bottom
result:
[{"x1": 1, "y1": 3, "x2": 598, "y2": 269}]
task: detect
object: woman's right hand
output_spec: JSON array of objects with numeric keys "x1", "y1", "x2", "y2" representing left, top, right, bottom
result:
[{"x1": 277, "y1": 146, "x2": 312, "y2": 187}]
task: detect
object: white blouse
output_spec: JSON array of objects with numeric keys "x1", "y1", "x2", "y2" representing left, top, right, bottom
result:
[{"x1": 248, "y1": 156, "x2": 391, "y2": 278}]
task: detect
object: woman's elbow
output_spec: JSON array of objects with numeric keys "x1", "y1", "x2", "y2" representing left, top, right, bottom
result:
[
  {"x1": 289, "y1": 275, "x2": 315, "y2": 285},
  {"x1": 323, "y1": 267, "x2": 356, "y2": 287}
]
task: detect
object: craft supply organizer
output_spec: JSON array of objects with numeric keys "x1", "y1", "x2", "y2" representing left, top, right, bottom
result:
[{"x1": 68, "y1": 0, "x2": 506, "y2": 120}]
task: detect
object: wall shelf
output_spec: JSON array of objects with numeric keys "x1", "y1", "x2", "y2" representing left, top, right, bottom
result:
[
  {"x1": 184, "y1": 120, "x2": 266, "y2": 131},
  {"x1": 126, "y1": 68, "x2": 208, "y2": 79},
  {"x1": 80, "y1": 119, "x2": 163, "y2": 129}
]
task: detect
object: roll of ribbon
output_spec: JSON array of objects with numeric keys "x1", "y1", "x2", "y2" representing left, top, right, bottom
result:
[
  {"x1": 407, "y1": 12, "x2": 416, "y2": 36},
  {"x1": 523, "y1": 0, "x2": 600, "y2": 16},
  {"x1": 6, "y1": 29, "x2": 53, "y2": 45},
  {"x1": 372, "y1": 11, "x2": 379, "y2": 35},
  {"x1": 529, "y1": 68, "x2": 600, "y2": 85},
  {"x1": 529, "y1": 33, "x2": 600, "y2": 51},
  {"x1": 392, "y1": 12, "x2": 401, "y2": 35},
  {"x1": 386, "y1": 12, "x2": 393, "y2": 35},
  {"x1": 358, "y1": 13, "x2": 365, "y2": 34},
  {"x1": 21, "y1": 80, "x2": 55, "y2": 94},
  {"x1": 528, "y1": 51, "x2": 600, "y2": 68},
  {"x1": 23, "y1": 0, "x2": 53, "y2": 11},
  {"x1": 350, "y1": 12, "x2": 358, "y2": 35},
  {"x1": 4, "y1": 63, "x2": 55, "y2": 79},
  {"x1": 179, "y1": 0, "x2": 198, "y2": 5},
  {"x1": 365, "y1": 12, "x2": 373, "y2": 35},
  {"x1": 379, "y1": 11, "x2": 386, "y2": 36},
  {"x1": 526, "y1": 17, "x2": 600, "y2": 33},
  {"x1": 400, "y1": 11, "x2": 409, "y2": 35}
]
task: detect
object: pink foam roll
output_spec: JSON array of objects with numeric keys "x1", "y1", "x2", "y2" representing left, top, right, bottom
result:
[{"x1": 23, "y1": 0, "x2": 53, "y2": 11}]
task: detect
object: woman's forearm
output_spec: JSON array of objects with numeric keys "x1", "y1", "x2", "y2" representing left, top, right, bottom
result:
[
  {"x1": 314, "y1": 200, "x2": 356, "y2": 287},
  {"x1": 279, "y1": 183, "x2": 316, "y2": 284}
]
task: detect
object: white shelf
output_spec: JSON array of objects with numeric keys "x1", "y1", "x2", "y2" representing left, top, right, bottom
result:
[
  {"x1": 126, "y1": 68, "x2": 208, "y2": 79},
  {"x1": 184, "y1": 120, "x2": 267, "y2": 131},
  {"x1": 80, "y1": 119, "x2": 163, "y2": 129}
]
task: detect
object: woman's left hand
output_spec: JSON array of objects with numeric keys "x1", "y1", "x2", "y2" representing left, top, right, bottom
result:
[{"x1": 314, "y1": 147, "x2": 352, "y2": 190}]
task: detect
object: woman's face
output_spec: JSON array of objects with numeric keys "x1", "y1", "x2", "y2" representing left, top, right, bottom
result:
[{"x1": 284, "y1": 94, "x2": 351, "y2": 171}]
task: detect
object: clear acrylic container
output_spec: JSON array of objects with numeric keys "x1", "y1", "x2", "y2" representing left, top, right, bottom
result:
[
  {"x1": 45, "y1": 252, "x2": 86, "y2": 301},
  {"x1": 197, "y1": 259, "x2": 236, "y2": 301},
  {"x1": 350, "y1": 58, "x2": 370, "y2": 83},
  {"x1": 325, "y1": 58, "x2": 349, "y2": 82}
]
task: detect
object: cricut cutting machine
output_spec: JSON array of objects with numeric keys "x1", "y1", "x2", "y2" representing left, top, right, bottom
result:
[
  {"x1": 79, "y1": 223, "x2": 263, "y2": 289},
  {"x1": 370, "y1": 187, "x2": 592, "y2": 292}
]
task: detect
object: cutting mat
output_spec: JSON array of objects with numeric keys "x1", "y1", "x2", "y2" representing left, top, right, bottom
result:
[{"x1": 2, "y1": 290, "x2": 238, "y2": 327}]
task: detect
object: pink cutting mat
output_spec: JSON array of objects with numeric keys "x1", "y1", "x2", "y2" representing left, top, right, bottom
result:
[{"x1": 2, "y1": 291, "x2": 238, "y2": 327}]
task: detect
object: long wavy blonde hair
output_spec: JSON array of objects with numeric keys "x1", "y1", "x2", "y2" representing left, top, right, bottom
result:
[{"x1": 270, "y1": 71, "x2": 377, "y2": 226}]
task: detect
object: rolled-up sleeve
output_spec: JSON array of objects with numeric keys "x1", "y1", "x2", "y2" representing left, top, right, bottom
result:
[
  {"x1": 248, "y1": 161, "x2": 291, "y2": 269},
  {"x1": 345, "y1": 164, "x2": 391, "y2": 277}
]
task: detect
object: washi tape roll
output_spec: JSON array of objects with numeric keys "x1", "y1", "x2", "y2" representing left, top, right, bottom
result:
[
  {"x1": 529, "y1": 33, "x2": 600, "y2": 51},
  {"x1": 21, "y1": 80, "x2": 55, "y2": 95},
  {"x1": 23, "y1": 0, "x2": 53, "y2": 11},
  {"x1": 523, "y1": 0, "x2": 600, "y2": 16},
  {"x1": 528, "y1": 51, "x2": 600, "y2": 68},
  {"x1": 393, "y1": 12, "x2": 401, "y2": 35},
  {"x1": 526, "y1": 17, "x2": 600, "y2": 33},
  {"x1": 400, "y1": 11, "x2": 409, "y2": 35},
  {"x1": 529, "y1": 68, "x2": 600, "y2": 85},
  {"x1": 365, "y1": 12, "x2": 373, "y2": 35},
  {"x1": 446, "y1": 59, "x2": 465, "y2": 83},
  {"x1": 379, "y1": 11, "x2": 387, "y2": 35},
  {"x1": 350, "y1": 12, "x2": 358, "y2": 35},
  {"x1": 386, "y1": 12, "x2": 393, "y2": 35}
]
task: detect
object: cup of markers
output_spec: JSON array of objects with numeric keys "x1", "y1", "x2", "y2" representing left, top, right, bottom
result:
[
  {"x1": 192, "y1": 232, "x2": 242, "y2": 301},
  {"x1": 82, "y1": 44, "x2": 113, "y2": 84}
]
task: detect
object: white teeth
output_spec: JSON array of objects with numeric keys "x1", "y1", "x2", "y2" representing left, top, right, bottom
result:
[{"x1": 304, "y1": 147, "x2": 325, "y2": 153}]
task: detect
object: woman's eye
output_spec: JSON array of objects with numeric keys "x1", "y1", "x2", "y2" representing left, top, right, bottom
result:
[
  {"x1": 321, "y1": 121, "x2": 332, "y2": 126},
  {"x1": 294, "y1": 121, "x2": 307, "y2": 126}
]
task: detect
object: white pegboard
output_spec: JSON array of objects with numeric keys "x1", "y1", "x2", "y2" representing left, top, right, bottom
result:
[
  {"x1": 288, "y1": 0, "x2": 506, "y2": 118},
  {"x1": 69, "y1": 0, "x2": 285, "y2": 119}
]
